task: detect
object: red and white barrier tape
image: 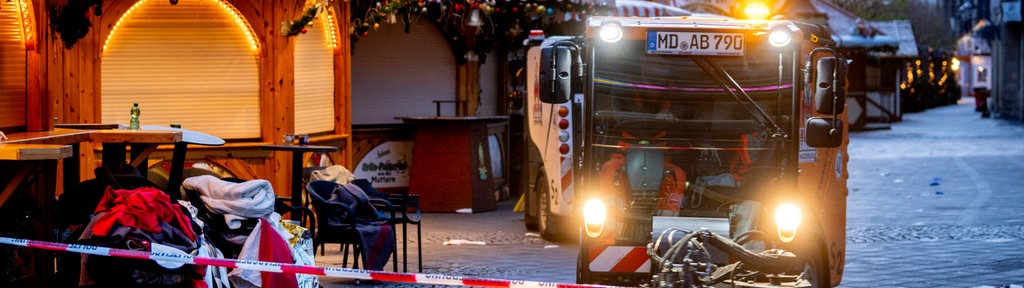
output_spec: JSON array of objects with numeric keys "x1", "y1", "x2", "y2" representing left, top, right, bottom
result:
[{"x1": 0, "y1": 236, "x2": 622, "y2": 288}]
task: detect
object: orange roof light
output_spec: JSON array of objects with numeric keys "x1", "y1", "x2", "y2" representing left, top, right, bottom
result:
[{"x1": 743, "y1": 2, "x2": 770, "y2": 20}]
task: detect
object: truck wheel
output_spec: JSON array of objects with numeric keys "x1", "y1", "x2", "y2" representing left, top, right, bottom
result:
[
  {"x1": 538, "y1": 177, "x2": 560, "y2": 241},
  {"x1": 524, "y1": 189, "x2": 538, "y2": 230},
  {"x1": 524, "y1": 169, "x2": 544, "y2": 231},
  {"x1": 800, "y1": 240, "x2": 831, "y2": 287}
]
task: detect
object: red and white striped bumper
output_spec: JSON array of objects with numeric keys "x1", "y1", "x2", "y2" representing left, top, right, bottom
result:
[{"x1": 588, "y1": 245, "x2": 650, "y2": 273}]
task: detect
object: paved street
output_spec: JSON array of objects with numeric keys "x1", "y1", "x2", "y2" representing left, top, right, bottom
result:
[
  {"x1": 841, "y1": 98, "x2": 1024, "y2": 287},
  {"x1": 316, "y1": 199, "x2": 578, "y2": 287},
  {"x1": 316, "y1": 97, "x2": 1024, "y2": 287}
]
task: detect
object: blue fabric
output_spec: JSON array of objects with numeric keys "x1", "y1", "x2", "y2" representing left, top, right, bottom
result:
[{"x1": 326, "y1": 184, "x2": 395, "y2": 271}]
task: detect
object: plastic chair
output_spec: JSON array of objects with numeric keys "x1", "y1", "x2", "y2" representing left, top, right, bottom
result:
[
  {"x1": 305, "y1": 180, "x2": 398, "y2": 271},
  {"x1": 351, "y1": 178, "x2": 422, "y2": 272}
]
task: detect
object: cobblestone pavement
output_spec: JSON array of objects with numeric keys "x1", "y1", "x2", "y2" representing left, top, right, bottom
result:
[
  {"x1": 841, "y1": 99, "x2": 1024, "y2": 287},
  {"x1": 316, "y1": 199, "x2": 579, "y2": 287}
]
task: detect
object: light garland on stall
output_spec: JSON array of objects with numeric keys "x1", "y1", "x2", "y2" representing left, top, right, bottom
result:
[
  {"x1": 281, "y1": 0, "x2": 334, "y2": 36},
  {"x1": 281, "y1": 0, "x2": 614, "y2": 57}
]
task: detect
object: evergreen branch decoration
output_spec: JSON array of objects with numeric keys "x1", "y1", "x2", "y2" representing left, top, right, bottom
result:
[
  {"x1": 281, "y1": 0, "x2": 330, "y2": 37},
  {"x1": 48, "y1": 0, "x2": 103, "y2": 49},
  {"x1": 347, "y1": 0, "x2": 613, "y2": 55}
]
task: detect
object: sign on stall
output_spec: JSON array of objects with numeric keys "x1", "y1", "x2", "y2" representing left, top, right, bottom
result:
[{"x1": 354, "y1": 141, "x2": 413, "y2": 188}]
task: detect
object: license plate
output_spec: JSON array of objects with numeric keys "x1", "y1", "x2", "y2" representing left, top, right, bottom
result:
[{"x1": 646, "y1": 31, "x2": 744, "y2": 56}]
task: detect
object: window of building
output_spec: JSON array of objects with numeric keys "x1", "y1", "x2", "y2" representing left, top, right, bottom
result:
[
  {"x1": 100, "y1": 0, "x2": 260, "y2": 140},
  {"x1": 294, "y1": 8, "x2": 337, "y2": 135},
  {"x1": 0, "y1": 0, "x2": 28, "y2": 130}
]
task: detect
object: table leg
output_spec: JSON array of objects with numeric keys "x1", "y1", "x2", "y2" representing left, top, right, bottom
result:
[
  {"x1": 130, "y1": 143, "x2": 149, "y2": 176},
  {"x1": 63, "y1": 143, "x2": 80, "y2": 189},
  {"x1": 291, "y1": 151, "x2": 304, "y2": 222},
  {"x1": 166, "y1": 142, "x2": 188, "y2": 200}
]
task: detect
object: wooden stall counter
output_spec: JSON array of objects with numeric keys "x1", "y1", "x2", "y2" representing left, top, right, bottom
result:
[
  {"x1": 1, "y1": 125, "x2": 223, "y2": 286},
  {"x1": 0, "y1": 129, "x2": 85, "y2": 287},
  {"x1": 398, "y1": 116, "x2": 508, "y2": 213},
  {"x1": 90, "y1": 128, "x2": 182, "y2": 144},
  {"x1": 0, "y1": 144, "x2": 73, "y2": 160}
]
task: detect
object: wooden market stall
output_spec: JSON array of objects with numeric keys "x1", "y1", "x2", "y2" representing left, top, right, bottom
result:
[
  {"x1": 2, "y1": 0, "x2": 353, "y2": 198},
  {"x1": 0, "y1": 1, "x2": 353, "y2": 284}
]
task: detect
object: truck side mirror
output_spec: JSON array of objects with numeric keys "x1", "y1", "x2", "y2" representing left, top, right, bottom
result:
[
  {"x1": 814, "y1": 57, "x2": 847, "y2": 115},
  {"x1": 539, "y1": 45, "x2": 575, "y2": 104},
  {"x1": 805, "y1": 117, "x2": 843, "y2": 148}
]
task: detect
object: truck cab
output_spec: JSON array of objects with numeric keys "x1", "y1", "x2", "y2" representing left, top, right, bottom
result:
[{"x1": 522, "y1": 11, "x2": 850, "y2": 287}]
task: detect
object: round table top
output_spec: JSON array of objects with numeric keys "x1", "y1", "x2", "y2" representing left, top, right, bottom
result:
[{"x1": 141, "y1": 126, "x2": 225, "y2": 146}]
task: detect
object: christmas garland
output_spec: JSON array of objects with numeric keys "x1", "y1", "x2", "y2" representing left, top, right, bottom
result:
[
  {"x1": 281, "y1": 0, "x2": 333, "y2": 36},
  {"x1": 280, "y1": 0, "x2": 615, "y2": 62},
  {"x1": 282, "y1": 0, "x2": 612, "y2": 45},
  {"x1": 47, "y1": 0, "x2": 103, "y2": 49}
]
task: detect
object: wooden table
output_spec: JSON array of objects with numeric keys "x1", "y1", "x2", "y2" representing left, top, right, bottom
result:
[
  {"x1": 3, "y1": 128, "x2": 94, "y2": 189},
  {"x1": 90, "y1": 128, "x2": 182, "y2": 170},
  {"x1": 1, "y1": 129, "x2": 87, "y2": 286},
  {"x1": 141, "y1": 126, "x2": 225, "y2": 197},
  {"x1": 260, "y1": 144, "x2": 339, "y2": 221}
]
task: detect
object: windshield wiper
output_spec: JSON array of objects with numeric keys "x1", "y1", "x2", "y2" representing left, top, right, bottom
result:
[{"x1": 692, "y1": 57, "x2": 787, "y2": 139}]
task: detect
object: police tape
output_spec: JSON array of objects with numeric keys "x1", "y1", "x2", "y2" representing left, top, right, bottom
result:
[{"x1": 0, "y1": 236, "x2": 623, "y2": 288}]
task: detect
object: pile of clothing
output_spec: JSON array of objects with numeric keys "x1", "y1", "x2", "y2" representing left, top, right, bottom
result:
[
  {"x1": 182, "y1": 175, "x2": 317, "y2": 288},
  {"x1": 63, "y1": 166, "x2": 205, "y2": 288},
  {"x1": 57, "y1": 164, "x2": 317, "y2": 288}
]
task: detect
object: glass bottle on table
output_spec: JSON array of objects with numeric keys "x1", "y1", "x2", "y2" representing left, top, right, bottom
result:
[{"x1": 129, "y1": 103, "x2": 141, "y2": 130}]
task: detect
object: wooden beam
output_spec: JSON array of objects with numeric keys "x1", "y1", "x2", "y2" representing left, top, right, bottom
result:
[
  {"x1": 89, "y1": 129, "x2": 182, "y2": 144},
  {"x1": 0, "y1": 144, "x2": 72, "y2": 161}
]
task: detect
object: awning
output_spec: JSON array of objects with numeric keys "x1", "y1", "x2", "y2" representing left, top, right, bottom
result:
[
  {"x1": 836, "y1": 34, "x2": 899, "y2": 53},
  {"x1": 614, "y1": 0, "x2": 691, "y2": 17},
  {"x1": 565, "y1": 0, "x2": 691, "y2": 21}
]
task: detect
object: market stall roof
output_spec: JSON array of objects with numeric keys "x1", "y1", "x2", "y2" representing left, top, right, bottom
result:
[
  {"x1": 614, "y1": 0, "x2": 691, "y2": 17},
  {"x1": 867, "y1": 20, "x2": 919, "y2": 58},
  {"x1": 814, "y1": 0, "x2": 903, "y2": 54},
  {"x1": 837, "y1": 34, "x2": 900, "y2": 53},
  {"x1": 566, "y1": 0, "x2": 691, "y2": 20}
]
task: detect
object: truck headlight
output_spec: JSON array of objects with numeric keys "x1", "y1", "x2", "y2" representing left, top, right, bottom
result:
[
  {"x1": 599, "y1": 22, "x2": 623, "y2": 43},
  {"x1": 768, "y1": 27, "x2": 792, "y2": 47},
  {"x1": 583, "y1": 199, "x2": 607, "y2": 237},
  {"x1": 775, "y1": 203, "x2": 801, "y2": 242}
]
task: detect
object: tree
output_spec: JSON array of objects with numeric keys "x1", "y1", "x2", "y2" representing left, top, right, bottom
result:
[{"x1": 828, "y1": 0, "x2": 956, "y2": 49}]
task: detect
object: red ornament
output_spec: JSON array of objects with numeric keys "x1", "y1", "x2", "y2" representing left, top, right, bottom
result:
[
  {"x1": 455, "y1": 4, "x2": 463, "y2": 11},
  {"x1": 300, "y1": 27, "x2": 308, "y2": 34},
  {"x1": 362, "y1": 31, "x2": 369, "y2": 37}
]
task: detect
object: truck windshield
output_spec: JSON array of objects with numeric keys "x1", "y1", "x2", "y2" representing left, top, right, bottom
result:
[{"x1": 589, "y1": 36, "x2": 796, "y2": 239}]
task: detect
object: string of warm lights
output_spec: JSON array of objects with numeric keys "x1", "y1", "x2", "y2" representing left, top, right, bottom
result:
[
  {"x1": 279, "y1": 0, "x2": 611, "y2": 48},
  {"x1": 282, "y1": 0, "x2": 333, "y2": 37},
  {"x1": 280, "y1": 0, "x2": 342, "y2": 50},
  {"x1": 321, "y1": 6, "x2": 340, "y2": 49},
  {"x1": 16, "y1": 0, "x2": 35, "y2": 50},
  {"x1": 214, "y1": 0, "x2": 261, "y2": 52},
  {"x1": 103, "y1": 0, "x2": 261, "y2": 54},
  {"x1": 103, "y1": 0, "x2": 150, "y2": 53},
  {"x1": 339, "y1": 0, "x2": 613, "y2": 60}
]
